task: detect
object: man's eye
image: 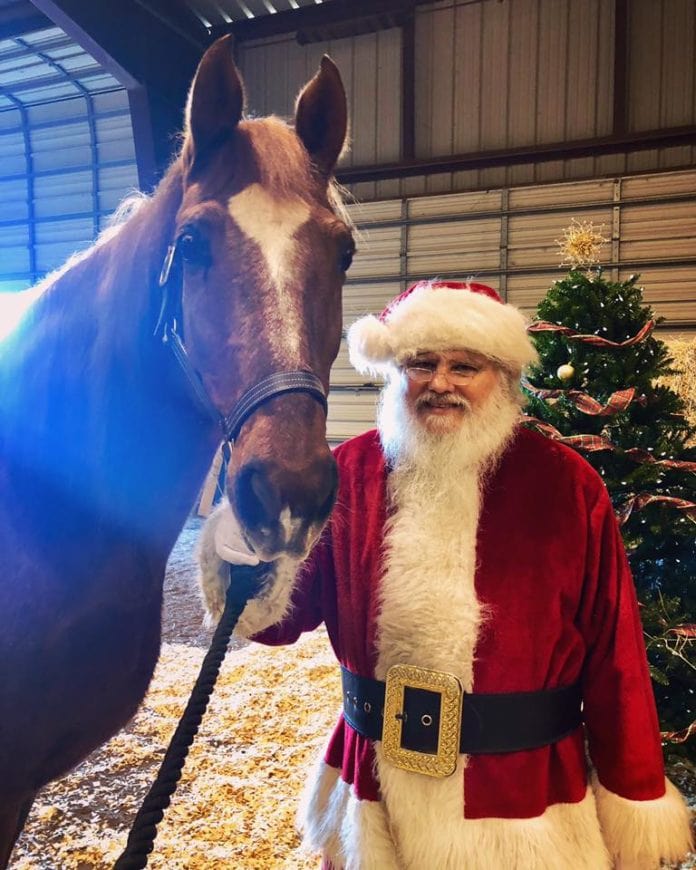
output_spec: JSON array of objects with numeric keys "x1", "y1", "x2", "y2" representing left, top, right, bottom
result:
[{"x1": 452, "y1": 364, "x2": 476, "y2": 375}]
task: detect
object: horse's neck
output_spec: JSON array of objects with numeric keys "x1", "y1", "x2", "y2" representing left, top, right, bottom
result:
[{"x1": 2, "y1": 165, "x2": 218, "y2": 557}]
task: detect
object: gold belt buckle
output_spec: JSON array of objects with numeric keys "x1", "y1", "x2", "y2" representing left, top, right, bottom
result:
[{"x1": 382, "y1": 664, "x2": 462, "y2": 777}]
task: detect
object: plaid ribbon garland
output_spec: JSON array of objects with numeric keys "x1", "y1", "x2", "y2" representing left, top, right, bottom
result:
[
  {"x1": 668, "y1": 624, "x2": 696, "y2": 638},
  {"x1": 527, "y1": 319, "x2": 655, "y2": 347},
  {"x1": 661, "y1": 720, "x2": 696, "y2": 745},
  {"x1": 521, "y1": 415, "x2": 615, "y2": 452},
  {"x1": 522, "y1": 379, "x2": 642, "y2": 417},
  {"x1": 522, "y1": 415, "x2": 696, "y2": 473},
  {"x1": 624, "y1": 448, "x2": 696, "y2": 473},
  {"x1": 616, "y1": 493, "x2": 696, "y2": 526}
]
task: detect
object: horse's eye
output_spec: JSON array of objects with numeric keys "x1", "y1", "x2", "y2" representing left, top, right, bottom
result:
[
  {"x1": 339, "y1": 242, "x2": 355, "y2": 274},
  {"x1": 178, "y1": 226, "x2": 211, "y2": 268}
]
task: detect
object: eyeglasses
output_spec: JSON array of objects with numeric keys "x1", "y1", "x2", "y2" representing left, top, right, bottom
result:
[{"x1": 403, "y1": 358, "x2": 485, "y2": 386}]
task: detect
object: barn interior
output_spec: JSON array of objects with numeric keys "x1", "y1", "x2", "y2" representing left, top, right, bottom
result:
[{"x1": 1, "y1": 0, "x2": 694, "y2": 866}]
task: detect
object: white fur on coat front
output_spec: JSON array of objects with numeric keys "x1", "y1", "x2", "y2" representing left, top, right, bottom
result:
[
  {"x1": 373, "y1": 465, "x2": 483, "y2": 866},
  {"x1": 299, "y1": 761, "x2": 399, "y2": 870},
  {"x1": 311, "y1": 460, "x2": 612, "y2": 869},
  {"x1": 592, "y1": 773, "x2": 693, "y2": 868},
  {"x1": 301, "y1": 760, "x2": 613, "y2": 869}
]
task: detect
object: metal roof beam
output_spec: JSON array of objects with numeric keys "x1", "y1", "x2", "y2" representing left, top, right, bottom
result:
[
  {"x1": 210, "y1": 0, "x2": 429, "y2": 42},
  {"x1": 0, "y1": 34, "x2": 74, "y2": 62},
  {"x1": 337, "y1": 126, "x2": 696, "y2": 185},
  {"x1": 0, "y1": 1, "x2": 52, "y2": 40},
  {"x1": 30, "y1": 0, "x2": 205, "y2": 98},
  {"x1": 0, "y1": 68, "x2": 102, "y2": 96},
  {"x1": 29, "y1": 0, "x2": 211, "y2": 186}
]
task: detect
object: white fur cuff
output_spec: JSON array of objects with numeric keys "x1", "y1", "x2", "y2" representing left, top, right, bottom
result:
[{"x1": 592, "y1": 774, "x2": 693, "y2": 868}]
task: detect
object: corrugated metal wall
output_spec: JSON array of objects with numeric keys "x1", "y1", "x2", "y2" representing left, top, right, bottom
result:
[
  {"x1": 326, "y1": 167, "x2": 696, "y2": 443},
  {"x1": 238, "y1": 27, "x2": 402, "y2": 169},
  {"x1": 0, "y1": 26, "x2": 139, "y2": 293},
  {"x1": 238, "y1": 0, "x2": 696, "y2": 202},
  {"x1": 233, "y1": 5, "x2": 696, "y2": 443}
]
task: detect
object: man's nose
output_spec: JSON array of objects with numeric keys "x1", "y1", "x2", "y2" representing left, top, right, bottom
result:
[{"x1": 429, "y1": 367, "x2": 456, "y2": 392}]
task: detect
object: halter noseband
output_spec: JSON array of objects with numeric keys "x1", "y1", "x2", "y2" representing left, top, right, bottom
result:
[{"x1": 154, "y1": 242, "x2": 328, "y2": 443}]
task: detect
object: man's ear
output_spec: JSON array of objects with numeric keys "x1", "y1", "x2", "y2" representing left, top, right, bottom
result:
[{"x1": 294, "y1": 55, "x2": 348, "y2": 177}]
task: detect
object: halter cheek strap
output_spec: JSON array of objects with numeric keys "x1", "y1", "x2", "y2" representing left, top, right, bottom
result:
[{"x1": 155, "y1": 242, "x2": 328, "y2": 443}]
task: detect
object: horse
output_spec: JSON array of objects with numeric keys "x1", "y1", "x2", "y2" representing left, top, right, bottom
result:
[{"x1": 0, "y1": 35, "x2": 352, "y2": 867}]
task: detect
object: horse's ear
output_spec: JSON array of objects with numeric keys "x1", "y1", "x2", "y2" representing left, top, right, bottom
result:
[
  {"x1": 295, "y1": 56, "x2": 348, "y2": 177},
  {"x1": 184, "y1": 35, "x2": 245, "y2": 169}
]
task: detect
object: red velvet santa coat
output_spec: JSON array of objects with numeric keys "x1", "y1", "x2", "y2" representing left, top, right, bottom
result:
[{"x1": 249, "y1": 427, "x2": 691, "y2": 869}]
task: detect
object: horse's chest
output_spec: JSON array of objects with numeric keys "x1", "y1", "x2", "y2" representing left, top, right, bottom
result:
[{"x1": 2, "y1": 555, "x2": 165, "y2": 788}]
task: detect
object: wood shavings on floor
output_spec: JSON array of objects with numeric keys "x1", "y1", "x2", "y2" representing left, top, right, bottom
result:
[{"x1": 12, "y1": 628, "x2": 342, "y2": 869}]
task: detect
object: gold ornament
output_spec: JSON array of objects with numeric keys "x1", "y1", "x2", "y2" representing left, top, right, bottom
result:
[
  {"x1": 556, "y1": 219, "x2": 608, "y2": 268},
  {"x1": 557, "y1": 363, "x2": 575, "y2": 381}
]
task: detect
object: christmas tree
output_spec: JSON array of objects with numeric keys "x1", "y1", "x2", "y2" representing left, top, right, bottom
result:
[{"x1": 523, "y1": 220, "x2": 696, "y2": 765}]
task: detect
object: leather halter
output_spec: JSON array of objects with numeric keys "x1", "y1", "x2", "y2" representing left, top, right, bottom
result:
[{"x1": 154, "y1": 241, "x2": 328, "y2": 443}]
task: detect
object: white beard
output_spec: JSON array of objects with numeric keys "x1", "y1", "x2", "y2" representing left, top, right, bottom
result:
[
  {"x1": 372, "y1": 372, "x2": 521, "y2": 691},
  {"x1": 377, "y1": 373, "x2": 521, "y2": 483}
]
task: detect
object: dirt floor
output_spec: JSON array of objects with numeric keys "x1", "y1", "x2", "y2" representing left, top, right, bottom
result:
[{"x1": 9, "y1": 516, "x2": 696, "y2": 869}]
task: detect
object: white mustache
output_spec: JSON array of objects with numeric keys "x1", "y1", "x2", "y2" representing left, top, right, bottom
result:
[{"x1": 415, "y1": 392, "x2": 470, "y2": 410}]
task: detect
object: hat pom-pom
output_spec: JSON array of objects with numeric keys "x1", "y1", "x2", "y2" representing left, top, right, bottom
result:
[{"x1": 347, "y1": 315, "x2": 393, "y2": 376}]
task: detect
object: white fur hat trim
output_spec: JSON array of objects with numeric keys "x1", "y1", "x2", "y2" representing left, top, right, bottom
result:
[{"x1": 347, "y1": 281, "x2": 537, "y2": 377}]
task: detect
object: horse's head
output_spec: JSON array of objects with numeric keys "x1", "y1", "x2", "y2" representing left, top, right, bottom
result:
[{"x1": 174, "y1": 36, "x2": 352, "y2": 561}]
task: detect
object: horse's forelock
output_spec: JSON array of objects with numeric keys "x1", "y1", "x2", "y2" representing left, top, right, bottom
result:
[
  {"x1": 328, "y1": 178, "x2": 355, "y2": 230},
  {"x1": 243, "y1": 117, "x2": 323, "y2": 200}
]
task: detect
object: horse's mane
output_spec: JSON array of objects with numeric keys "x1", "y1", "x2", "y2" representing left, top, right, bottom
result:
[
  {"x1": 29, "y1": 191, "x2": 153, "y2": 302},
  {"x1": 0, "y1": 161, "x2": 185, "y2": 442},
  {"x1": 2, "y1": 115, "x2": 353, "y2": 393}
]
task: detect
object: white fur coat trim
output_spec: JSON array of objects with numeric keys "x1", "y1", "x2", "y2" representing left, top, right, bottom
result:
[
  {"x1": 592, "y1": 773, "x2": 693, "y2": 867},
  {"x1": 299, "y1": 761, "x2": 399, "y2": 870},
  {"x1": 347, "y1": 283, "x2": 538, "y2": 377},
  {"x1": 301, "y1": 761, "x2": 614, "y2": 869}
]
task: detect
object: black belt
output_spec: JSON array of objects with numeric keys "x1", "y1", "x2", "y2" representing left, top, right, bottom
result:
[{"x1": 342, "y1": 666, "x2": 582, "y2": 771}]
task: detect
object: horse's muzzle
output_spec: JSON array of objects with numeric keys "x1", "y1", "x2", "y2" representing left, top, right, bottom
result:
[{"x1": 232, "y1": 455, "x2": 338, "y2": 560}]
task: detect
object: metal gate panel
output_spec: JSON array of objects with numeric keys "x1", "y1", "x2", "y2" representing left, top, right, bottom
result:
[
  {"x1": 508, "y1": 179, "x2": 615, "y2": 209},
  {"x1": 621, "y1": 170, "x2": 696, "y2": 199},
  {"x1": 408, "y1": 190, "x2": 503, "y2": 218}
]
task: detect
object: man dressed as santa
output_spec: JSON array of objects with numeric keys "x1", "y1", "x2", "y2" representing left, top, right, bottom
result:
[{"x1": 198, "y1": 280, "x2": 692, "y2": 869}]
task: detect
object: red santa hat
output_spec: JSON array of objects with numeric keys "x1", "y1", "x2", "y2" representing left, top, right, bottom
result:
[{"x1": 347, "y1": 280, "x2": 538, "y2": 377}]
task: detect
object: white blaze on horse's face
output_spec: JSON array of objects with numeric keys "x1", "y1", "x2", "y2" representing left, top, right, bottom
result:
[
  {"x1": 179, "y1": 38, "x2": 350, "y2": 560},
  {"x1": 227, "y1": 183, "x2": 310, "y2": 363}
]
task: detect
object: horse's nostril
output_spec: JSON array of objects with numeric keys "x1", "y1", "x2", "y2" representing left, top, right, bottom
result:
[
  {"x1": 235, "y1": 463, "x2": 282, "y2": 530},
  {"x1": 234, "y1": 455, "x2": 338, "y2": 540},
  {"x1": 250, "y1": 468, "x2": 282, "y2": 518}
]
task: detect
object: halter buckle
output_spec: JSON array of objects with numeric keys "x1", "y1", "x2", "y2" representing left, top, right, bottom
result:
[{"x1": 158, "y1": 243, "x2": 178, "y2": 287}]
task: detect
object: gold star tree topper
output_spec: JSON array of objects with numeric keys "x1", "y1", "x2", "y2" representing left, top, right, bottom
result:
[{"x1": 556, "y1": 219, "x2": 609, "y2": 268}]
